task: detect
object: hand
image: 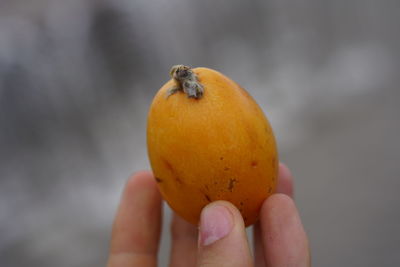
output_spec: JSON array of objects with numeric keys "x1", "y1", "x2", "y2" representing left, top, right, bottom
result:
[{"x1": 107, "y1": 163, "x2": 311, "y2": 266}]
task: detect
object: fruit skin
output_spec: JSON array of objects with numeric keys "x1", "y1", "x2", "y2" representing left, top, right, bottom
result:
[{"x1": 147, "y1": 67, "x2": 278, "y2": 226}]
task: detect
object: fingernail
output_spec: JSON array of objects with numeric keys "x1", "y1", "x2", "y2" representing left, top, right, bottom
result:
[{"x1": 199, "y1": 204, "x2": 233, "y2": 246}]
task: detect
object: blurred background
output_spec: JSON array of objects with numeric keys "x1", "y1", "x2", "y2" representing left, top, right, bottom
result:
[{"x1": 1, "y1": 0, "x2": 399, "y2": 266}]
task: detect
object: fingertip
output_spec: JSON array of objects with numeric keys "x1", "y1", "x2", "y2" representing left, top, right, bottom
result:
[
  {"x1": 124, "y1": 171, "x2": 159, "y2": 196},
  {"x1": 259, "y1": 193, "x2": 310, "y2": 267},
  {"x1": 201, "y1": 200, "x2": 245, "y2": 228},
  {"x1": 197, "y1": 201, "x2": 253, "y2": 266},
  {"x1": 198, "y1": 200, "x2": 246, "y2": 248},
  {"x1": 261, "y1": 193, "x2": 295, "y2": 220},
  {"x1": 277, "y1": 162, "x2": 294, "y2": 198},
  {"x1": 127, "y1": 170, "x2": 155, "y2": 186},
  {"x1": 199, "y1": 202, "x2": 235, "y2": 247},
  {"x1": 279, "y1": 162, "x2": 292, "y2": 177}
]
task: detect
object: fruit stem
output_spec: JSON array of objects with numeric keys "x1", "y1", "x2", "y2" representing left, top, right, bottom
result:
[{"x1": 167, "y1": 65, "x2": 204, "y2": 99}]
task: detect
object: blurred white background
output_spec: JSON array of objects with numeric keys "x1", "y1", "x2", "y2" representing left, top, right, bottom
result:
[{"x1": 1, "y1": 0, "x2": 399, "y2": 266}]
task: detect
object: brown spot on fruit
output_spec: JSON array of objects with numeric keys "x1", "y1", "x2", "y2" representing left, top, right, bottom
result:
[
  {"x1": 228, "y1": 178, "x2": 237, "y2": 192},
  {"x1": 271, "y1": 156, "x2": 277, "y2": 166},
  {"x1": 163, "y1": 158, "x2": 174, "y2": 172},
  {"x1": 224, "y1": 167, "x2": 230, "y2": 171},
  {"x1": 205, "y1": 194, "x2": 211, "y2": 202},
  {"x1": 251, "y1": 160, "x2": 258, "y2": 168},
  {"x1": 155, "y1": 177, "x2": 163, "y2": 183},
  {"x1": 239, "y1": 86, "x2": 252, "y2": 100},
  {"x1": 175, "y1": 176, "x2": 183, "y2": 185}
]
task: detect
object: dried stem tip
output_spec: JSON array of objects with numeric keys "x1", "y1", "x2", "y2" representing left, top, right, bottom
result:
[{"x1": 167, "y1": 65, "x2": 204, "y2": 99}]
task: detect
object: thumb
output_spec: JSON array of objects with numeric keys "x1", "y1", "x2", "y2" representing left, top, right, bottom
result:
[{"x1": 197, "y1": 201, "x2": 253, "y2": 267}]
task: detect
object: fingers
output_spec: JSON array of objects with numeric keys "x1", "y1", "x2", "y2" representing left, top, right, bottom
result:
[
  {"x1": 259, "y1": 194, "x2": 311, "y2": 267},
  {"x1": 254, "y1": 162, "x2": 295, "y2": 266},
  {"x1": 169, "y1": 214, "x2": 198, "y2": 267},
  {"x1": 197, "y1": 201, "x2": 253, "y2": 267},
  {"x1": 107, "y1": 171, "x2": 162, "y2": 267}
]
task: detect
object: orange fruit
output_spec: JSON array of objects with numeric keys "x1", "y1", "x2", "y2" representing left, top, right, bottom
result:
[{"x1": 147, "y1": 65, "x2": 278, "y2": 226}]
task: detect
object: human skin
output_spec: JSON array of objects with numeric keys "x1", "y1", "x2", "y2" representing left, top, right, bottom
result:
[{"x1": 107, "y1": 163, "x2": 311, "y2": 267}]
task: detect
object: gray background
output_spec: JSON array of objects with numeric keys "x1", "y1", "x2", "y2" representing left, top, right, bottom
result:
[{"x1": 1, "y1": 0, "x2": 399, "y2": 266}]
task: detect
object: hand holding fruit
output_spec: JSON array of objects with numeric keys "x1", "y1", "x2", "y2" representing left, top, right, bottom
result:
[{"x1": 107, "y1": 66, "x2": 310, "y2": 266}]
